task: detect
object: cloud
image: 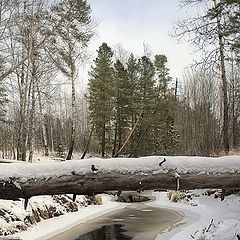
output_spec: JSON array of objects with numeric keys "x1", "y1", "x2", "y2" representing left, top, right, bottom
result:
[{"x1": 87, "y1": 0, "x2": 195, "y2": 80}]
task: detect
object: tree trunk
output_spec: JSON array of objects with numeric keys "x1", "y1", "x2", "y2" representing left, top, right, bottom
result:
[
  {"x1": 113, "y1": 108, "x2": 143, "y2": 158},
  {"x1": 17, "y1": 1, "x2": 31, "y2": 161},
  {"x1": 66, "y1": 70, "x2": 76, "y2": 160},
  {"x1": 112, "y1": 123, "x2": 118, "y2": 157},
  {"x1": 101, "y1": 122, "x2": 106, "y2": 157},
  {"x1": 37, "y1": 83, "x2": 49, "y2": 156},
  {"x1": 28, "y1": 70, "x2": 36, "y2": 162},
  {"x1": 0, "y1": 156, "x2": 239, "y2": 200},
  {"x1": 17, "y1": 65, "x2": 28, "y2": 162},
  {"x1": 80, "y1": 125, "x2": 94, "y2": 159},
  {"x1": 214, "y1": 0, "x2": 229, "y2": 154}
]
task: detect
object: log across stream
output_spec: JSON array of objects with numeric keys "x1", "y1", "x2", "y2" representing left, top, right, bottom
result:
[{"x1": 1, "y1": 156, "x2": 239, "y2": 201}]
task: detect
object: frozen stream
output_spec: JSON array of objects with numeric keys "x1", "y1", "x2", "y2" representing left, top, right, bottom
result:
[{"x1": 49, "y1": 203, "x2": 183, "y2": 240}]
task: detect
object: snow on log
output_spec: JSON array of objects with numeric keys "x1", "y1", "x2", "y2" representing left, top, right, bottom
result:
[{"x1": 0, "y1": 156, "x2": 239, "y2": 200}]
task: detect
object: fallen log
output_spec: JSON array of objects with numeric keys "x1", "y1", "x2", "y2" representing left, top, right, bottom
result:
[{"x1": 0, "y1": 156, "x2": 239, "y2": 200}]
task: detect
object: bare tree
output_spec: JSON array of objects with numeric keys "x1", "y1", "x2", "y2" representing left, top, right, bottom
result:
[
  {"x1": 48, "y1": 0, "x2": 94, "y2": 160},
  {"x1": 175, "y1": 68, "x2": 221, "y2": 155},
  {"x1": 174, "y1": 0, "x2": 239, "y2": 154}
]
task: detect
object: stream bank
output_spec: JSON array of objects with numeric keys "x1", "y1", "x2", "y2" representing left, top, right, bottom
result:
[
  {"x1": 49, "y1": 204, "x2": 183, "y2": 240},
  {"x1": 0, "y1": 195, "x2": 98, "y2": 237}
]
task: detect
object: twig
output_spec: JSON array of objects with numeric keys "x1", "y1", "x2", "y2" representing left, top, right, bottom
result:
[{"x1": 159, "y1": 158, "x2": 166, "y2": 166}]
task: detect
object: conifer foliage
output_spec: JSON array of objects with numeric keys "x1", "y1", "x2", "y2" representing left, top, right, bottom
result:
[{"x1": 87, "y1": 44, "x2": 178, "y2": 157}]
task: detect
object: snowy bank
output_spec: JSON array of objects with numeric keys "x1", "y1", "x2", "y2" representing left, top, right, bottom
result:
[
  {"x1": 0, "y1": 195, "x2": 98, "y2": 237},
  {"x1": 13, "y1": 195, "x2": 126, "y2": 240},
  {"x1": 1, "y1": 190, "x2": 239, "y2": 240},
  {"x1": 148, "y1": 190, "x2": 240, "y2": 240}
]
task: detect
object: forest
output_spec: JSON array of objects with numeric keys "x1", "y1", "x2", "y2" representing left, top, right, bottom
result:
[{"x1": 0, "y1": 0, "x2": 239, "y2": 161}]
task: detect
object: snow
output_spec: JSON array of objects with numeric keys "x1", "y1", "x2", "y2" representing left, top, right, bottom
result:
[
  {"x1": 0, "y1": 155, "x2": 240, "y2": 182},
  {"x1": 0, "y1": 159, "x2": 27, "y2": 164},
  {"x1": 199, "y1": 219, "x2": 240, "y2": 240},
  {"x1": 0, "y1": 191, "x2": 239, "y2": 240},
  {"x1": 0, "y1": 155, "x2": 239, "y2": 239},
  {"x1": 13, "y1": 195, "x2": 126, "y2": 240},
  {"x1": 148, "y1": 190, "x2": 240, "y2": 240}
]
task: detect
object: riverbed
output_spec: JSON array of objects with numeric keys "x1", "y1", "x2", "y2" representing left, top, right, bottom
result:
[{"x1": 49, "y1": 203, "x2": 183, "y2": 240}]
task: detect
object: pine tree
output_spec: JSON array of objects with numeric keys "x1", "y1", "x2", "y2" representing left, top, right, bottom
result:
[
  {"x1": 88, "y1": 50, "x2": 178, "y2": 157},
  {"x1": 88, "y1": 43, "x2": 115, "y2": 157},
  {"x1": 112, "y1": 59, "x2": 132, "y2": 156},
  {"x1": 125, "y1": 54, "x2": 139, "y2": 154},
  {"x1": 151, "y1": 54, "x2": 178, "y2": 155},
  {"x1": 131, "y1": 56, "x2": 156, "y2": 156}
]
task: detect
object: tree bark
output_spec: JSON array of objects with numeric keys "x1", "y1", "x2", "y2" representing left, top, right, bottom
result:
[
  {"x1": 101, "y1": 122, "x2": 106, "y2": 157},
  {"x1": 113, "y1": 108, "x2": 143, "y2": 158},
  {"x1": 28, "y1": 52, "x2": 37, "y2": 163},
  {"x1": 0, "y1": 168, "x2": 239, "y2": 200},
  {"x1": 214, "y1": 0, "x2": 229, "y2": 154},
  {"x1": 81, "y1": 125, "x2": 94, "y2": 159},
  {"x1": 66, "y1": 69, "x2": 76, "y2": 160},
  {"x1": 37, "y1": 83, "x2": 49, "y2": 157},
  {"x1": 1, "y1": 155, "x2": 240, "y2": 200}
]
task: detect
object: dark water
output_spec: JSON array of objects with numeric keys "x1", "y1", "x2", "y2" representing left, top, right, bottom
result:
[
  {"x1": 75, "y1": 224, "x2": 132, "y2": 240},
  {"x1": 49, "y1": 205, "x2": 182, "y2": 240}
]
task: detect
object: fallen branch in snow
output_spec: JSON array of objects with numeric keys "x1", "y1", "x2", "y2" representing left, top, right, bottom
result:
[
  {"x1": 206, "y1": 219, "x2": 214, "y2": 232},
  {"x1": 159, "y1": 158, "x2": 166, "y2": 166},
  {"x1": 0, "y1": 156, "x2": 239, "y2": 201},
  {"x1": 191, "y1": 218, "x2": 240, "y2": 240}
]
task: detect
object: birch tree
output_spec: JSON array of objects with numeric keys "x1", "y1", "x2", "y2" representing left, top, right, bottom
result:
[{"x1": 49, "y1": 0, "x2": 94, "y2": 160}]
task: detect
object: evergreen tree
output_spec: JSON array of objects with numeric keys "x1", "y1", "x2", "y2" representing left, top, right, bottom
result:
[
  {"x1": 151, "y1": 54, "x2": 178, "y2": 155},
  {"x1": 88, "y1": 43, "x2": 115, "y2": 157},
  {"x1": 154, "y1": 55, "x2": 171, "y2": 96},
  {"x1": 131, "y1": 56, "x2": 156, "y2": 156},
  {"x1": 88, "y1": 49, "x2": 178, "y2": 157},
  {"x1": 112, "y1": 60, "x2": 130, "y2": 156},
  {"x1": 125, "y1": 54, "x2": 139, "y2": 154}
]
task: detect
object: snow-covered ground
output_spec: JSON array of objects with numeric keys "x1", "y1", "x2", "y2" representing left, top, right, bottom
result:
[
  {"x1": 11, "y1": 195, "x2": 127, "y2": 240},
  {"x1": 149, "y1": 190, "x2": 240, "y2": 240},
  {"x1": 6, "y1": 190, "x2": 239, "y2": 240}
]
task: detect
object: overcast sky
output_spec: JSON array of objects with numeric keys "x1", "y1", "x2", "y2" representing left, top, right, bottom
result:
[{"x1": 86, "y1": 0, "x2": 196, "y2": 81}]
